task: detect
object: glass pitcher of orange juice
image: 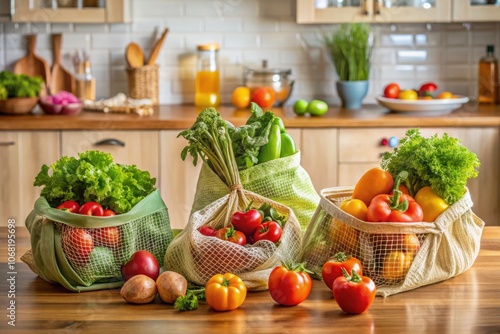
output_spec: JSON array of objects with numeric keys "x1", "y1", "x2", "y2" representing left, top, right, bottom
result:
[{"x1": 195, "y1": 44, "x2": 220, "y2": 107}]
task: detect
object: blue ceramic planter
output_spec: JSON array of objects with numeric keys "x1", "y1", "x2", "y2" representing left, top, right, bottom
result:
[{"x1": 336, "y1": 80, "x2": 369, "y2": 110}]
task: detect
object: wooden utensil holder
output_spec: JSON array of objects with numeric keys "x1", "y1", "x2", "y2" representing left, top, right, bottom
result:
[
  {"x1": 75, "y1": 78, "x2": 96, "y2": 101},
  {"x1": 126, "y1": 65, "x2": 159, "y2": 105}
]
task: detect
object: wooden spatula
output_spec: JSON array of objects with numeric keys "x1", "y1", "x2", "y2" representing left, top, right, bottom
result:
[
  {"x1": 125, "y1": 42, "x2": 144, "y2": 68},
  {"x1": 13, "y1": 34, "x2": 51, "y2": 94},
  {"x1": 50, "y1": 34, "x2": 75, "y2": 94},
  {"x1": 147, "y1": 28, "x2": 169, "y2": 65}
]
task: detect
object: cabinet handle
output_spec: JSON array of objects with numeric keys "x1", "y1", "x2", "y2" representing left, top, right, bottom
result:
[
  {"x1": 0, "y1": 141, "x2": 15, "y2": 146},
  {"x1": 362, "y1": 0, "x2": 370, "y2": 15},
  {"x1": 375, "y1": 0, "x2": 382, "y2": 15},
  {"x1": 94, "y1": 138, "x2": 125, "y2": 147}
]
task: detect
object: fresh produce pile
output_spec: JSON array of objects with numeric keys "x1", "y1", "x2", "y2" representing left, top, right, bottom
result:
[
  {"x1": 39, "y1": 90, "x2": 83, "y2": 115},
  {"x1": 300, "y1": 128, "x2": 482, "y2": 296},
  {"x1": 231, "y1": 86, "x2": 276, "y2": 109},
  {"x1": 25, "y1": 150, "x2": 173, "y2": 290},
  {"x1": 0, "y1": 70, "x2": 43, "y2": 99},
  {"x1": 383, "y1": 81, "x2": 458, "y2": 100}
]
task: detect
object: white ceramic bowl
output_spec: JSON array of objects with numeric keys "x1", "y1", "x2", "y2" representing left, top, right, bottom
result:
[{"x1": 377, "y1": 96, "x2": 469, "y2": 115}]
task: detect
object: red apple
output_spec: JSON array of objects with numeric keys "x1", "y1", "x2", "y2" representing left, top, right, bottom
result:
[{"x1": 121, "y1": 250, "x2": 159, "y2": 281}]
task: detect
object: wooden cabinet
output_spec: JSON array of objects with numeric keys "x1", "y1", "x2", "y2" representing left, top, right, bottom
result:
[
  {"x1": 61, "y1": 130, "x2": 159, "y2": 184},
  {"x1": 297, "y1": 0, "x2": 452, "y2": 24},
  {"x1": 453, "y1": 1, "x2": 500, "y2": 22},
  {"x1": 13, "y1": 0, "x2": 131, "y2": 23},
  {"x1": 0, "y1": 131, "x2": 60, "y2": 226}
]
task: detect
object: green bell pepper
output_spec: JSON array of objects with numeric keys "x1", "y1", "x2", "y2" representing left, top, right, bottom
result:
[
  {"x1": 280, "y1": 133, "x2": 297, "y2": 158},
  {"x1": 258, "y1": 124, "x2": 281, "y2": 163}
]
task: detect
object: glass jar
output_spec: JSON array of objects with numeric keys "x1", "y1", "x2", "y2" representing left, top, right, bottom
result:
[
  {"x1": 244, "y1": 60, "x2": 294, "y2": 106},
  {"x1": 195, "y1": 43, "x2": 220, "y2": 108}
]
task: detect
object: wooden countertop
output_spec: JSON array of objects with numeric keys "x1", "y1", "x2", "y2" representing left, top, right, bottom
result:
[
  {"x1": 2, "y1": 103, "x2": 500, "y2": 130},
  {"x1": 1, "y1": 226, "x2": 500, "y2": 333}
]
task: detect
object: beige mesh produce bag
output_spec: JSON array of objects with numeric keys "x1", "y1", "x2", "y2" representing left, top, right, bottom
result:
[
  {"x1": 164, "y1": 185, "x2": 303, "y2": 291},
  {"x1": 300, "y1": 187, "x2": 484, "y2": 297}
]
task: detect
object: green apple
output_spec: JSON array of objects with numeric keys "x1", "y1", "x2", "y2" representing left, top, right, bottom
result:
[
  {"x1": 293, "y1": 99, "x2": 309, "y2": 115},
  {"x1": 307, "y1": 99, "x2": 329, "y2": 116}
]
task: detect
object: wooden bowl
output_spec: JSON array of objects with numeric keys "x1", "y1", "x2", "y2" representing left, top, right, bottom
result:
[{"x1": 0, "y1": 97, "x2": 39, "y2": 115}]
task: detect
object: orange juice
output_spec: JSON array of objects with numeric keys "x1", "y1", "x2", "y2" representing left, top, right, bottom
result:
[{"x1": 195, "y1": 70, "x2": 220, "y2": 107}]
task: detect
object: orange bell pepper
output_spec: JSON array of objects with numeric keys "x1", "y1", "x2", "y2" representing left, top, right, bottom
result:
[{"x1": 205, "y1": 273, "x2": 247, "y2": 311}]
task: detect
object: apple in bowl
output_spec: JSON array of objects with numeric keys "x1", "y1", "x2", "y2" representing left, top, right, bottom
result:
[{"x1": 39, "y1": 91, "x2": 83, "y2": 115}]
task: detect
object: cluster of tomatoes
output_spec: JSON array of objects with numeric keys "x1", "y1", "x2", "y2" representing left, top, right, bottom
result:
[
  {"x1": 198, "y1": 203, "x2": 283, "y2": 245},
  {"x1": 57, "y1": 200, "x2": 120, "y2": 265},
  {"x1": 383, "y1": 82, "x2": 457, "y2": 100},
  {"x1": 231, "y1": 86, "x2": 276, "y2": 109}
]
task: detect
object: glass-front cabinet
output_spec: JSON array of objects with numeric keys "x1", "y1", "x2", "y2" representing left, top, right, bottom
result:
[
  {"x1": 297, "y1": 0, "x2": 451, "y2": 23},
  {"x1": 453, "y1": 0, "x2": 500, "y2": 21}
]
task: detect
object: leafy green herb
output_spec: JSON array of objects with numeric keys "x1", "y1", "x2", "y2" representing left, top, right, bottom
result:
[
  {"x1": 258, "y1": 202, "x2": 286, "y2": 228},
  {"x1": 174, "y1": 287, "x2": 205, "y2": 311},
  {"x1": 323, "y1": 23, "x2": 372, "y2": 81},
  {"x1": 0, "y1": 70, "x2": 43, "y2": 98},
  {"x1": 381, "y1": 128, "x2": 480, "y2": 205},
  {"x1": 230, "y1": 103, "x2": 277, "y2": 170},
  {"x1": 33, "y1": 150, "x2": 156, "y2": 213}
]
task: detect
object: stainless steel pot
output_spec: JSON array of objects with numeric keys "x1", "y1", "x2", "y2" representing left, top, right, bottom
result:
[{"x1": 244, "y1": 60, "x2": 294, "y2": 106}]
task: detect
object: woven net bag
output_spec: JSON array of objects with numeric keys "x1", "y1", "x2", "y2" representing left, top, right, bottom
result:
[
  {"x1": 164, "y1": 186, "x2": 303, "y2": 291},
  {"x1": 300, "y1": 187, "x2": 484, "y2": 297},
  {"x1": 22, "y1": 190, "x2": 173, "y2": 292}
]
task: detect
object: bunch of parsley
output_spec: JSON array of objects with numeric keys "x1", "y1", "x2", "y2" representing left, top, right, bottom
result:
[{"x1": 381, "y1": 128, "x2": 480, "y2": 205}]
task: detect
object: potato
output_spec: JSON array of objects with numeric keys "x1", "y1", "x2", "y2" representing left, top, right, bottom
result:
[
  {"x1": 156, "y1": 271, "x2": 188, "y2": 304},
  {"x1": 120, "y1": 274, "x2": 157, "y2": 304}
]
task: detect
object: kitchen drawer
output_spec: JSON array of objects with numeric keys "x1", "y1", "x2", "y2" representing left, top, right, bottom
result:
[{"x1": 61, "y1": 130, "x2": 160, "y2": 184}]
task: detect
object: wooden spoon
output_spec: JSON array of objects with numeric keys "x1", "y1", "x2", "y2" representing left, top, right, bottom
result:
[
  {"x1": 13, "y1": 34, "x2": 51, "y2": 94},
  {"x1": 125, "y1": 42, "x2": 144, "y2": 68},
  {"x1": 50, "y1": 34, "x2": 76, "y2": 94},
  {"x1": 147, "y1": 28, "x2": 169, "y2": 65}
]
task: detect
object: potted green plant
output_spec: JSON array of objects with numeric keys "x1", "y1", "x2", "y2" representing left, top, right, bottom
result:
[{"x1": 323, "y1": 23, "x2": 373, "y2": 109}]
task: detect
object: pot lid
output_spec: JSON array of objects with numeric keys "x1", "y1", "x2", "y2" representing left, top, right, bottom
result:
[{"x1": 246, "y1": 60, "x2": 291, "y2": 76}]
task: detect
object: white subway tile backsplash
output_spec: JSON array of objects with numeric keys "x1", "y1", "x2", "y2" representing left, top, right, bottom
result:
[{"x1": 0, "y1": 1, "x2": 498, "y2": 105}]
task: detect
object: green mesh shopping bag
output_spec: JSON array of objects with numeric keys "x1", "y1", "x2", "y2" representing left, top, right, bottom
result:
[
  {"x1": 22, "y1": 189, "x2": 173, "y2": 292},
  {"x1": 190, "y1": 152, "x2": 319, "y2": 231}
]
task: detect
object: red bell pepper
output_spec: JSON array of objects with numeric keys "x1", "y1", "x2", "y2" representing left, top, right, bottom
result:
[
  {"x1": 367, "y1": 171, "x2": 424, "y2": 222},
  {"x1": 78, "y1": 202, "x2": 104, "y2": 216},
  {"x1": 56, "y1": 200, "x2": 80, "y2": 213}
]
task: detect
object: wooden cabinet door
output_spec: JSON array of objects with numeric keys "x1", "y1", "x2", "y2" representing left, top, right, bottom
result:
[
  {"x1": 159, "y1": 131, "x2": 201, "y2": 230},
  {"x1": 61, "y1": 130, "x2": 159, "y2": 185},
  {"x1": 0, "y1": 131, "x2": 60, "y2": 226},
  {"x1": 300, "y1": 128, "x2": 338, "y2": 192},
  {"x1": 453, "y1": 0, "x2": 500, "y2": 22}
]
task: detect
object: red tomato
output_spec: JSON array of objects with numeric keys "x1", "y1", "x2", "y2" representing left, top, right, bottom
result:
[
  {"x1": 367, "y1": 193, "x2": 424, "y2": 222},
  {"x1": 103, "y1": 209, "x2": 116, "y2": 216},
  {"x1": 121, "y1": 250, "x2": 160, "y2": 281},
  {"x1": 383, "y1": 83, "x2": 400, "y2": 99},
  {"x1": 321, "y1": 252, "x2": 363, "y2": 290},
  {"x1": 332, "y1": 269, "x2": 376, "y2": 314},
  {"x1": 231, "y1": 208, "x2": 262, "y2": 236},
  {"x1": 78, "y1": 202, "x2": 104, "y2": 216},
  {"x1": 268, "y1": 263, "x2": 312, "y2": 306},
  {"x1": 198, "y1": 225, "x2": 217, "y2": 236},
  {"x1": 250, "y1": 87, "x2": 276, "y2": 109},
  {"x1": 215, "y1": 226, "x2": 247, "y2": 246},
  {"x1": 56, "y1": 200, "x2": 80, "y2": 213},
  {"x1": 418, "y1": 82, "x2": 437, "y2": 95},
  {"x1": 252, "y1": 221, "x2": 282, "y2": 243},
  {"x1": 61, "y1": 227, "x2": 94, "y2": 265},
  {"x1": 93, "y1": 227, "x2": 120, "y2": 248}
]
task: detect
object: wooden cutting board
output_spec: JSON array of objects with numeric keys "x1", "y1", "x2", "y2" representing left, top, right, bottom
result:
[
  {"x1": 50, "y1": 34, "x2": 75, "y2": 94},
  {"x1": 13, "y1": 34, "x2": 51, "y2": 94}
]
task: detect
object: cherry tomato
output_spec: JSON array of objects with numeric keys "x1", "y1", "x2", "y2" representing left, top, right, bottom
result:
[
  {"x1": 418, "y1": 82, "x2": 437, "y2": 94},
  {"x1": 332, "y1": 268, "x2": 376, "y2": 314},
  {"x1": 61, "y1": 227, "x2": 94, "y2": 265},
  {"x1": 215, "y1": 226, "x2": 247, "y2": 246},
  {"x1": 103, "y1": 209, "x2": 116, "y2": 216},
  {"x1": 250, "y1": 87, "x2": 275, "y2": 109},
  {"x1": 322, "y1": 252, "x2": 363, "y2": 290},
  {"x1": 383, "y1": 83, "x2": 400, "y2": 99},
  {"x1": 231, "y1": 86, "x2": 251, "y2": 109},
  {"x1": 231, "y1": 208, "x2": 262, "y2": 236},
  {"x1": 398, "y1": 90, "x2": 418, "y2": 100},
  {"x1": 252, "y1": 221, "x2": 282, "y2": 243},
  {"x1": 268, "y1": 263, "x2": 312, "y2": 306}
]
